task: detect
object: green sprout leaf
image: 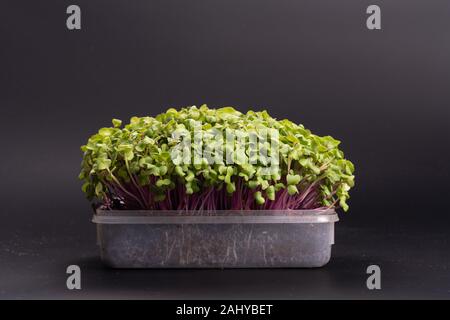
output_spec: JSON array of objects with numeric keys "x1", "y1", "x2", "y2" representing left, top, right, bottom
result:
[
  {"x1": 112, "y1": 118, "x2": 122, "y2": 128},
  {"x1": 286, "y1": 174, "x2": 301, "y2": 186},
  {"x1": 287, "y1": 185, "x2": 298, "y2": 195},
  {"x1": 96, "y1": 158, "x2": 111, "y2": 170},
  {"x1": 254, "y1": 191, "x2": 265, "y2": 205}
]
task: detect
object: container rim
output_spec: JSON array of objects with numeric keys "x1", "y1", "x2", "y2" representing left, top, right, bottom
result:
[{"x1": 93, "y1": 209, "x2": 338, "y2": 224}]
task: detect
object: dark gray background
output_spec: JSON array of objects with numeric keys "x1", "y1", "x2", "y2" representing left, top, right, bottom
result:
[{"x1": 0, "y1": 0, "x2": 449, "y2": 299}]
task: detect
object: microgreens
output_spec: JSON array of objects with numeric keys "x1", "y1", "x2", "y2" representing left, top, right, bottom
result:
[{"x1": 79, "y1": 105, "x2": 355, "y2": 211}]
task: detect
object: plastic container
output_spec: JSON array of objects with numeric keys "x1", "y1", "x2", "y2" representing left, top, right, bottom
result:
[{"x1": 92, "y1": 209, "x2": 338, "y2": 268}]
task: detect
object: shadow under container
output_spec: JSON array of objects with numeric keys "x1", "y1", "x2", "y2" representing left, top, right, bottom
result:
[{"x1": 93, "y1": 209, "x2": 338, "y2": 268}]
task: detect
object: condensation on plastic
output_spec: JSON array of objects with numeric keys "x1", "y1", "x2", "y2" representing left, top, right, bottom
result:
[{"x1": 93, "y1": 209, "x2": 338, "y2": 268}]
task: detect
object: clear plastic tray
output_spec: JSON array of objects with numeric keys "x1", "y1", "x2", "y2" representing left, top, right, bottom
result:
[{"x1": 93, "y1": 209, "x2": 338, "y2": 268}]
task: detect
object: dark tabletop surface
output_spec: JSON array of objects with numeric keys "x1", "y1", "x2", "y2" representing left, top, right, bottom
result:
[{"x1": 1, "y1": 204, "x2": 449, "y2": 300}]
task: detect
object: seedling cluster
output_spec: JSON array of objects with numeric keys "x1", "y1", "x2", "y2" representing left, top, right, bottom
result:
[{"x1": 79, "y1": 105, "x2": 354, "y2": 211}]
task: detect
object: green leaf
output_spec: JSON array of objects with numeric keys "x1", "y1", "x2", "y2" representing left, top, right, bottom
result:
[
  {"x1": 226, "y1": 182, "x2": 236, "y2": 193},
  {"x1": 159, "y1": 165, "x2": 168, "y2": 176},
  {"x1": 185, "y1": 171, "x2": 195, "y2": 182},
  {"x1": 175, "y1": 166, "x2": 185, "y2": 176},
  {"x1": 124, "y1": 150, "x2": 134, "y2": 161},
  {"x1": 96, "y1": 158, "x2": 111, "y2": 170},
  {"x1": 95, "y1": 182, "x2": 103, "y2": 196},
  {"x1": 98, "y1": 128, "x2": 114, "y2": 137},
  {"x1": 286, "y1": 174, "x2": 301, "y2": 185},
  {"x1": 116, "y1": 144, "x2": 133, "y2": 152},
  {"x1": 254, "y1": 191, "x2": 265, "y2": 205},
  {"x1": 81, "y1": 182, "x2": 90, "y2": 193},
  {"x1": 248, "y1": 180, "x2": 259, "y2": 189},
  {"x1": 340, "y1": 198, "x2": 349, "y2": 212},
  {"x1": 266, "y1": 185, "x2": 275, "y2": 201},
  {"x1": 287, "y1": 185, "x2": 298, "y2": 195},
  {"x1": 112, "y1": 119, "x2": 122, "y2": 128},
  {"x1": 156, "y1": 179, "x2": 171, "y2": 187},
  {"x1": 274, "y1": 183, "x2": 285, "y2": 191}
]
